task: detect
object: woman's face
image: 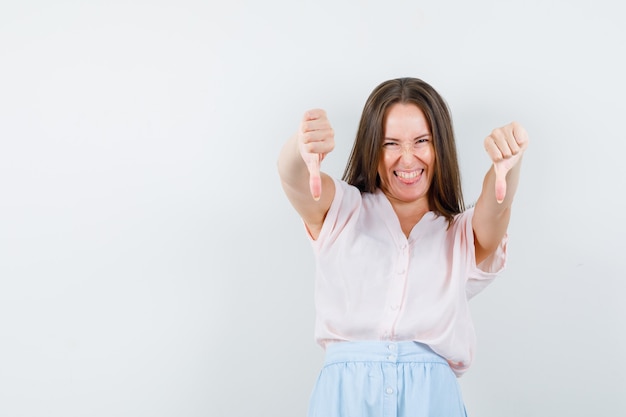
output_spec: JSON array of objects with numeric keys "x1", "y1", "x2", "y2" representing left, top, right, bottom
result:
[{"x1": 377, "y1": 102, "x2": 435, "y2": 206}]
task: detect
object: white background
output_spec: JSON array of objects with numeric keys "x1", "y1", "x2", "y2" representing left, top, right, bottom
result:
[{"x1": 1, "y1": 0, "x2": 625, "y2": 416}]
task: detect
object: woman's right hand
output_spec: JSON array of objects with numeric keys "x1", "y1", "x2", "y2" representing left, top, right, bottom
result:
[{"x1": 298, "y1": 109, "x2": 335, "y2": 201}]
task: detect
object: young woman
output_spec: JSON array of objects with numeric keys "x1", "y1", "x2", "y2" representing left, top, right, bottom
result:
[{"x1": 277, "y1": 77, "x2": 528, "y2": 417}]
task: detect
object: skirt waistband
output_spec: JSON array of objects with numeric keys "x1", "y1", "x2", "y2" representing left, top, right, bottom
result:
[{"x1": 323, "y1": 341, "x2": 448, "y2": 366}]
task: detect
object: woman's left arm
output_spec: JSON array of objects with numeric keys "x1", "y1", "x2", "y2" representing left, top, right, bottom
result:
[{"x1": 473, "y1": 122, "x2": 529, "y2": 264}]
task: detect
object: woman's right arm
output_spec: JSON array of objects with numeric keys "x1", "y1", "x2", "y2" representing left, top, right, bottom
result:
[{"x1": 277, "y1": 109, "x2": 336, "y2": 240}]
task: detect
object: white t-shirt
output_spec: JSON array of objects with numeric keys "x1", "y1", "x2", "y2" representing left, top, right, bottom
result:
[{"x1": 308, "y1": 178, "x2": 507, "y2": 376}]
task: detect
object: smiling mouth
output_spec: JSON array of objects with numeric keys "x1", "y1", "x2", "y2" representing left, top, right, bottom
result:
[{"x1": 394, "y1": 169, "x2": 423, "y2": 181}]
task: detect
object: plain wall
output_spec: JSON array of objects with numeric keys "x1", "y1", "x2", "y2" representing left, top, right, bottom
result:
[{"x1": 1, "y1": 0, "x2": 624, "y2": 416}]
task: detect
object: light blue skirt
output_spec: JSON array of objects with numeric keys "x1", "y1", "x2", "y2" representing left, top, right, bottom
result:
[{"x1": 307, "y1": 341, "x2": 467, "y2": 417}]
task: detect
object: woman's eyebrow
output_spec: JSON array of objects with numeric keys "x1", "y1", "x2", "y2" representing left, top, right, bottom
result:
[{"x1": 384, "y1": 134, "x2": 431, "y2": 141}]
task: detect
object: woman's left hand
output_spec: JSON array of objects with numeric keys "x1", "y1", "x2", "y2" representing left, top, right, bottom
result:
[{"x1": 484, "y1": 122, "x2": 529, "y2": 203}]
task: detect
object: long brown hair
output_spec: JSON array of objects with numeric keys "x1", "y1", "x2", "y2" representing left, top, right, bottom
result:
[{"x1": 342, "y1": 77, "x2": 464, "y2": 224}]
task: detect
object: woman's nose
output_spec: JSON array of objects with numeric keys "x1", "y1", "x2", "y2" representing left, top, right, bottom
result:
[{"x1": 400, "y1": 144, "x2": 415, "y2": 161}]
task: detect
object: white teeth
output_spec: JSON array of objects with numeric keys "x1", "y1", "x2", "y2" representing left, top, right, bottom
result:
[{"x1": 395, "y1": 170, "x2": 421, "y2": 179}]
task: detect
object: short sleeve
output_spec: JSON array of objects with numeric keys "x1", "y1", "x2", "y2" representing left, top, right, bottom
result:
[
  {"x1": 456, "y1": 207, "x2": 508, "y2": 299},
  {"x1": 306, "y1": 177, "x2": 362, "y2": 254}
]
